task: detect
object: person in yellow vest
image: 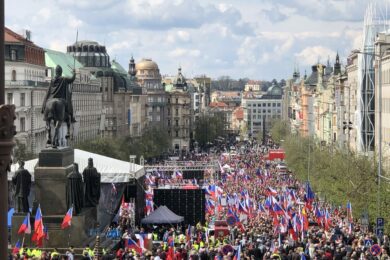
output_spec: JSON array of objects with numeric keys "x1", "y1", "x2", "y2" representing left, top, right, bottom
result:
[
  {"x1": 83, "y1": 245, "x2": 92, "y2": 257},
  {"x1": 26, "y1": 248, "x2": 33, "y2": 257},
  {"x1": 199, "y1": 240, "x2": 205, "y2": 248},
  {"x1": 19, "y1": 247, "x2": 24, "y2": 256},
  {"x1": 51, "y1": 248, "x2": 60, "y2": 258},
  {"x1": 88, "y1": 247, "x2": 95, "y2": 257},
  {"x1": 153, "y1": 232, "x2": 158, "y2": 241},
  {"x1": 193, "y1": 241, "x2": 199, "y2": 251}
]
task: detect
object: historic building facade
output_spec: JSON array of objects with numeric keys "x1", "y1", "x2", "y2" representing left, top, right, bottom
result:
[{"x1": 4, "y1": 27, "x2": 48, "y2": 154}]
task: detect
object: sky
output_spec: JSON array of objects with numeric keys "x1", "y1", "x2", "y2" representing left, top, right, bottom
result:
[{"x1": 4, "y1": 0, "x2": 380, "y2": 80}]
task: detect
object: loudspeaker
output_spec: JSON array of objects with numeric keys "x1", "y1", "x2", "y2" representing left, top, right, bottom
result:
[{"x1": 153, "y1": 189, "x2": 205, "y2": 225}]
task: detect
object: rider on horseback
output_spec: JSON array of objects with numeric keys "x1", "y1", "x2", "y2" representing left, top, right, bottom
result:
[
  {"x1": 41, "y1": 65, "x2": 76, "y2": 147},
  {"x1": 41, "y1": 65, "x2": 76, "y2": 123}
]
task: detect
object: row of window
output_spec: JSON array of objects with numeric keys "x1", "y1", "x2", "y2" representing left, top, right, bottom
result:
[
  {"x1": 247, "y1": 102, "x2": 281, "y2": 107},
  {"x1": 7, "y1": 93, "x2": 25, "y2": 106},
  {"x1": 250, "y1": 109, "x2": 281, "y2": 114}
]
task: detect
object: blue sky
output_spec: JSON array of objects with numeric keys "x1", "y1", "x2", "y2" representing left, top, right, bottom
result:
[{"x1": 5, "y1": 0, "x2": 374, "y2": 80}]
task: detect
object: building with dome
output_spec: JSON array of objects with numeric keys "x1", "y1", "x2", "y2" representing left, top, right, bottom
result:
[
  {"x1": 135, "y1": 58, "x2": 167, "y2": 128},
  {"x1": 66, "y1": 41, "x2": 147, "y2": 138},
  {"x1": 241, "y1": 84, "x2": 283, "y2": 135}
]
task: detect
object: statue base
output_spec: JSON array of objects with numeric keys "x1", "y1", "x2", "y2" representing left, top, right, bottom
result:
[
  {"x1": 35, "y1": 147, "x2": 74, "y2": 215},
  {"x1": 11, "y1": 208, "x2": 97, "y2": 248}
]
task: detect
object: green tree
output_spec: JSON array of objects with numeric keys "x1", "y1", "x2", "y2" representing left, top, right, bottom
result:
[
  {"x1": 195, "y1": 113, "x2": 226, "y2": 148},
  {"x1": 76, "y1": 137, "x2": 122, "y2": 159},
  {"x1": 13, "y1": 139, "x2": 34, "y2": 163}
]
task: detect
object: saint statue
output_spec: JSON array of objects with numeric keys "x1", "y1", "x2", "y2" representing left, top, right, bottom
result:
[
  {"x1": 66, "y1": 163, "x2": 84, "y2": 215},
  {"x1": 83, "y1": 158, "x2": 101, "y2": 207},
  {"x1": 41, "y1": 65, "x2": 76, "y2": 147},
  {"x1": 12, "y1": 161, "x2": 32, "y2": 213}
]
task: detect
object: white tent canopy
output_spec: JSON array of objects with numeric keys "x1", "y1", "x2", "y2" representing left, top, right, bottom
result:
[{"x1": 8, "y1": 149, "x2": 144, "y2": 183}]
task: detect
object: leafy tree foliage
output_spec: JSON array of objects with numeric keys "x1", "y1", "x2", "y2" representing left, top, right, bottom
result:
[
  {"x1": 270, "y1": 120, "x2": 390, "y2": 231},
  {"x1": 13, "y1": 139, "x2": 34, "y2": 163},
  {"x1": 195, "y1": 113, "x2": 226, "y2": 149}
]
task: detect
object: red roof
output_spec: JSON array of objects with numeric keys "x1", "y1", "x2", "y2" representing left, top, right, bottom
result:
[
  {"x1": 209, "y1": 101, "x2": 228, "y2": 108},
  {"x1": 233, "y1": 107, "x2": 244, "y2": 120}
]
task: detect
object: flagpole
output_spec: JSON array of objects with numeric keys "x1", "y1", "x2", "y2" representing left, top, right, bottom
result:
[{"x1": 21, "y1": 234, "x2": 25, "y2": 250}]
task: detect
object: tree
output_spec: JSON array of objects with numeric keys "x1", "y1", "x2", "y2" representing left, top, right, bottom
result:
[
  {"x1": 195, "y1": 114, "x2": 226, "y2": 149},
  {"x1": 269, "y1": 119, "x2": 290, "y2": 143},
  {"x1": 119, "y1": 124, "x2": 172, "y2": 160},
  {"x1": 13, "y1": 139, "x2": 34, "y2": 163},
  {"x1": 76, "y1": 137, "x2": 122, "y2": 159}
]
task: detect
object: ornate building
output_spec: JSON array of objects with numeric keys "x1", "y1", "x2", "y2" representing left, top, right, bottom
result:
[
  {"x1": 165, "y1": 67, "x2": 191, "y2": 152},
  {"x1": 67, "y1": 41, "x2": 147, "y2": 138},
  {"x1": 4, "y1": 27, "x2": 48, "y2": 154},
  {"x1": 135, "y1": 58, "x2": 166, "y2": 127}
]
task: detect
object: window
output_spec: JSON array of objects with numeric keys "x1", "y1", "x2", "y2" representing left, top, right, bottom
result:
[
  {"x1": 168, "y1": 120, "x2": 171, "y2": 126},
  {"x1": 20, "y1": 117, "x2": 25, "y2": 132},
  {"x1": 11, "y1": 70, "x2": 16, "y2": 81},
  {"x1": 168, "y1": 98, "x2": 171, "y2": 104},
  {"x1": 11, "y1": 50, "x2": 16, "y2": 61},
  {"x1": 277, "y1": 103, "x2": 281, "y2": 107},
  {"x1": 175, "y1": 120, "x2": 179, "y2": 127},
  {"x1": 175, "y1": 131, "x2": 179, "y2": 137},
  {"x1": 7, "y1": 93, "x2": 13, "y2": 104},
  {"x1": 268, "y1": 103, "x2": 271, "y2": 107},
  {"x1": 20, "y1": 93, "x2": 25, "y2": 107},
  {"x1": 176, "y1": 98, "x2": 179, "y2": 104},
  {"x1": 175, "y1": 109, "x2": 179, "y2": 116},
  {"x1": 272, "y1": 103, "x2": 276, "y2": 107}
]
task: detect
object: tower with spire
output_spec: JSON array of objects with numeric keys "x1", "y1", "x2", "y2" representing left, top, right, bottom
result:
[
  {"x1": 333, "y1": 52, "x2": 341, "y2": 75},
  {"x1": 128, "y1": 56, "x2": 136, "y2": 79}
]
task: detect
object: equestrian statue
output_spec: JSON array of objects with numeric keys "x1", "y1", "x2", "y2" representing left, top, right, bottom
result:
[{"x1": 41, "y1": 65, "x2": 76, "y2": 148}]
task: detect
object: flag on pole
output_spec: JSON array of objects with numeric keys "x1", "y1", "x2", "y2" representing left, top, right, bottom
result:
[
  {"x1": 12, "y1": 240, "x2": 22, "y2": 255},
  {"x1": 18, "y1": 213, "x2": 31, "y2": 234},
  {"x1": 31, "y1": 205, "x2": 45, "y2": 245},
  {"x1": 346, "y1": 201, "x2": 353, "y2": 221},
  {"x1": 61, "y1": 207, "x2": 73, "y2": 229}
]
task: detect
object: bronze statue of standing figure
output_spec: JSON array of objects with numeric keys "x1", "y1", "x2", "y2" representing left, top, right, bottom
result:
[
  {"x1": 83, "y1": 158, "x2": 101, "y2": 207},
  {"x1": 12, "y1": 161, "x2": 32, "y2": 213},
  {"x1": 41, "y1": 65, "x2": 76, "y2": 148}
]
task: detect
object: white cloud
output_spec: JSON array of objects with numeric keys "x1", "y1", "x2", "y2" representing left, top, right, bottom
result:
[
  {"x1": 169, "y1": 48, "x2": 201, "y2": 58},
  {"x1": 295, "y1": 46, "x2": 337, "y2": 65}
]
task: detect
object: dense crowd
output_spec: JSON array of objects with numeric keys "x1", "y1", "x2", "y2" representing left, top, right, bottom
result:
[{"x1": 10, "y1": 140, "x2": 390, "y2": 259}]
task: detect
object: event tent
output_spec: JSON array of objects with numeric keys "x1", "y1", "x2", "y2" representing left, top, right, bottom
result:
[
  {"x1": 8, "y1": 149, "x2": 144, "y2": 183},
  {"x1": 141, "y1": 206, "x2": 184, "y2": 224}
]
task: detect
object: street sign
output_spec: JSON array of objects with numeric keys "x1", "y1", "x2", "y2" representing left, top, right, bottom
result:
[
  {"x1": 370, "y1": 244, "x2": 382, "y2": 256},
  {"x1": 377, "y1": 217, "x2": 385, "y2": 228},
  {"x1": 376, "y1": 228, "x2": 384, "y2": 238},
  {"x1": 364, "y1": 239, "x2": 373, "y2": 248}
]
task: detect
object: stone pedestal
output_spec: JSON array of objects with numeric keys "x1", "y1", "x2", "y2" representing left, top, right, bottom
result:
[
  {"x1": 11, "y1": 208, "x2": 97, "y2": 247},
  {"x1": 11, "y1": 147, "x2": 98, "y2": 248}
]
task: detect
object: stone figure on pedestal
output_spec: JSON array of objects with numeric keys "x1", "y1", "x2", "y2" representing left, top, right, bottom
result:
[
  {"x1": 66, "y1": 163, "x2": 84, "y2": 214},
  {"x1": 12, "y1": 161, "x2": 32, "y2": 213},
  {"x1": 41, "y1": 65, "x2": 76, "y2": 148},
  {"x1": 83, "y1": 158, "x2": 101, "y2": 207}
]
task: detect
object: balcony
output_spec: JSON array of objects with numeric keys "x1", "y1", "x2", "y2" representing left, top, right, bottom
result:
[{"x1": 5, "y1": 80, "x2": 49, "y2": 88}]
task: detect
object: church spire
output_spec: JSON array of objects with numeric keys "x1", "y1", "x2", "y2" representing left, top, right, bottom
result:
[{"x1": 334, "y1": 51, "x2": 341, "y2": 75}]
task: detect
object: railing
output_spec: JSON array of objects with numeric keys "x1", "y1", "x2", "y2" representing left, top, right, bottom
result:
[{"x1": 5, "y1": 80, "x2": 49, "y2": 87}]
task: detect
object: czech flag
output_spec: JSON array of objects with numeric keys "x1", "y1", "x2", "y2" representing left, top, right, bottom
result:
[
  {"x1": 266, "y1": 187, "x2": 278, "y2": 196},
  {"x1": 18, "y1": 213, "x2": 31, "y2": 234},
  {"x1": 186, "y1": 225, "x2": 191, "y2": 241},
  {"x1": 127, "y1": 238, "x2": 142, "y2": 254},
  {"x1": 31, "y1": 205, "x2": 44, "y2": 245},
  {"x1": 305, "y1": 182, "x2": 315, "y2": 207},
  {"x1": 61, "y1": 207, "x2": 73, "y2": 229},
  {"x1": 12, "y1": 240, "x2": 21, "y2": 255},
  {"x1": 346, "y1": 201, "x2": 353, "y2": 221}
]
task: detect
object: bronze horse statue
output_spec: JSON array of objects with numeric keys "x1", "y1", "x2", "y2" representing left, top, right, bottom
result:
[{"x1": 42, "y1": 65, "x2": 76, "y2": 148}]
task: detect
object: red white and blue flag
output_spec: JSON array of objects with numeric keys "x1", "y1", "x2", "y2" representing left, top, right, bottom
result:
[
  {"x1": 31, "y1": 205, "x2": 45, "y2": 246},
  {"x1": 18, "y1": 213, "x2": 31, "y2": 234},
  {"x1": 12, "y1": 240, "x2": 21, "y2": 255},
  {"x1": 61, "y1": 207, "x2": 73, "y2": 229}
]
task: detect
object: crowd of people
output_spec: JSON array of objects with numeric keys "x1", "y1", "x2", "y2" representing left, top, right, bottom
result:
[{"x1": 10, "y1": 140, "x2": 390, "y2": 259}]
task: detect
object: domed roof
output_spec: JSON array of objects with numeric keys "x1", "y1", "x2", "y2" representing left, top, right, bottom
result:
[
  {"x1": 267, "y1": 84, "x2": 282, "y2": 96},
  {"x1": 136, "y1": 58, "x2": 159, "y2": 70}
]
